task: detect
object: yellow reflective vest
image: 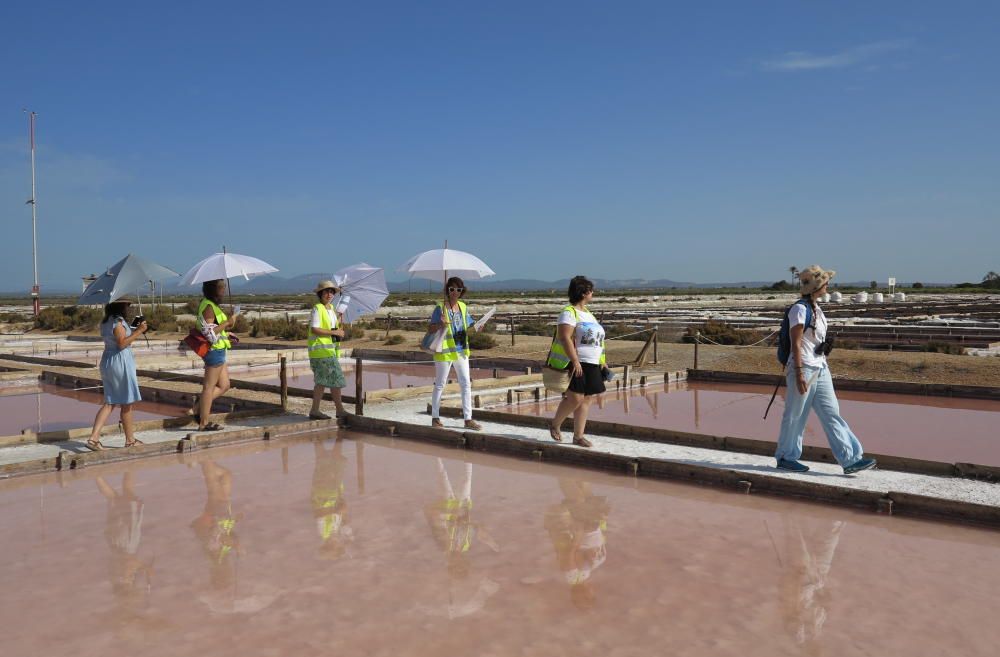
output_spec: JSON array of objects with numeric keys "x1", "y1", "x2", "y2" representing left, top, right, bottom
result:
[
  {"x1": 546, "y1": 305, "x2": 606, "y2": 369},
  {"x1": 198, "y1": 299, "x2": 232, "y2": 351},
  {"x1": 433, "y1": 300, "x2": 470, "y2": 363},
  {"x1": 308, "y1": 303, "x2": 342, "y2": 359}
]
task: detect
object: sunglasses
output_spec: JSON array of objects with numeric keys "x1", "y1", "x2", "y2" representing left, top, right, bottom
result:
[
  {"x1": 447, "y1": 287, "x2": 465, "y2": 293},
  {"x1": 321, "y1": 288, "x2": 338, "y2": 294}
]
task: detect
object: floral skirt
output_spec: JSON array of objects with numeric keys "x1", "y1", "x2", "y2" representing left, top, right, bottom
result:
[{"x1": 310, "y1": 357, "x2": 345, "y2": 389}]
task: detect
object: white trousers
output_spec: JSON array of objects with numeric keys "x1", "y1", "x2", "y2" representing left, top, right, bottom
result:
[{"x1": 432, "y1": 357, "x2": 472, "y2": 420}]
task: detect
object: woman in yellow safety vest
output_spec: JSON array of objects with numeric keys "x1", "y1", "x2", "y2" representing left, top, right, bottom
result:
[
  {"x1": 546, "y1": 275, "x2": 610, "y2": 447},
  {"x1": 307, "y1": 280, "x2": 348, "y2": 419},
  {"x1": 194, "y1": 279, "x2": 239, "y2": 431},
  {"x1": 428, "y1": 277, "x2": 482, "y2": 430}
]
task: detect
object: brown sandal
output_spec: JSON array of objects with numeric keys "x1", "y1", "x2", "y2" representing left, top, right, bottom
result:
[
  {"x1": 572, "y1": 435, "x2": 593, "y2": 448},
  {"x1": 85, "y1": 439, "x2": 105, "y2": 451},
  {"x1": 124, "y1": 438, "x2": 145, "y2": 448},
  {"x1": 548, "y1": 423, "x2": 563, "y2": 442}
]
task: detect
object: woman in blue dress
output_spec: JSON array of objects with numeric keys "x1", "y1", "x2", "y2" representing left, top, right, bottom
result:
[{"x1": 86, "y1": 299, "x2": 148, "y2": 450}]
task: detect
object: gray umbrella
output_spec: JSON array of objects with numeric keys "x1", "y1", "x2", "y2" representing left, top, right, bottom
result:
[{"x1": 77, "y1": 253, "x2": 180, "y2": 306}]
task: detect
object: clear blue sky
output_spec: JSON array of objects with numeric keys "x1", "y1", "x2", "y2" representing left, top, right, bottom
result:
[{"x1": 2, "y1": 1, "x2": 998, "y2": 292}]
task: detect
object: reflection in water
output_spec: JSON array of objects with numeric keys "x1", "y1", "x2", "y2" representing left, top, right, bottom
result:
[
  {"x1": 422, "y1": 459, "x2": 500, "y2": 619},
  {"x1": 543, "y1": 478, "x2": 610, "y2": 609},
  {"x1": 96, "y1": 473, "x2": 153, "y2": 610},
  {"x1": 780, "y1": 518, "x2": 845, "y2": 655},
  {"x1": 310, "y1": 439, "x2": 354, "y2": 560},
  {"x1": 190, "y1": 461, "x2": 242, "y2": 593}
]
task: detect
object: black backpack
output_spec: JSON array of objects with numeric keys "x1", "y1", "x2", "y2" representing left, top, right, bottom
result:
[{"x1": 776, "y1": 299, "x2": 814, "y2": 367}]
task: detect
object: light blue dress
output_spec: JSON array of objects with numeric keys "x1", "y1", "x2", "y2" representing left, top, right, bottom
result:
[{"x1": 100, "y1": 317, "x2": 142, "y2": 405}]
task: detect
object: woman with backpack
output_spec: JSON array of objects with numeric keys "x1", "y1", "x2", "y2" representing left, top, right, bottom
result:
[
  {"x1": 546, "y1": 276, "x2": 610, "y2": 448},
  {"x1": 775, "y1": 265, "x2": 876, "y2": 475}
]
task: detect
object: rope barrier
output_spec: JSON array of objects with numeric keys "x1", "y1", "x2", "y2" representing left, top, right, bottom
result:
[{"x1": 694, "y1": 329, "x2": 777, "y2": 348}]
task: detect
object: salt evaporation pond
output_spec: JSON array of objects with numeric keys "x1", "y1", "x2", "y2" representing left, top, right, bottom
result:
[
  {"x1": 0, "y1": 432, "x2": 998, "y2": 656},
  {"x1": 230, "y1": 360, "x2": 524, "y2": 391},
  {"x1": 496, "y1": 380, "x2": 1000, "y2": 466},
  {"x1": 0, "y1": 383, "x2": 188, "y2": 435}
]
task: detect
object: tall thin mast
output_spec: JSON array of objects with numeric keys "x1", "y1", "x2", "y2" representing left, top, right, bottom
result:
[{"x1": 26, "y1": 110, "x2": 40, "y2": 316}]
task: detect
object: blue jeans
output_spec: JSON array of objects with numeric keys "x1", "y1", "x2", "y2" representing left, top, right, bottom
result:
[
  {"x1": 776, "y1": 365, "x2": 864, "y2": 467},
  {"x1": 203, "y1": 348, "x2": 227, "y2": 368}
]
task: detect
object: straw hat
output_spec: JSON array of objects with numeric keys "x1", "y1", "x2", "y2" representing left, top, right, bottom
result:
[
  {"x1": 799, "y1": 265, "x2": 836, "y2": 295},
  {"x1": 314, "y1": 280, "x2": 340, "y2": 294}
]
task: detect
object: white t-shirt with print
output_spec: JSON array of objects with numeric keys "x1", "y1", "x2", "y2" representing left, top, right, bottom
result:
[
  {"x1": 557, "y1": 308, "x2": 605, "y2": 365},
  {"x1": 788, "y1": 301, "x2": 828, "y2": 368},
  {"x1": 310, "y1": 305, "x2": 338, "y2": 330}
]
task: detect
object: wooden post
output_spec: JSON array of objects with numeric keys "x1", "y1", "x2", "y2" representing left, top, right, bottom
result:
[
  {"x1": 694, "y1": 332, "x2": 700, "y2": 370},
  {"x1": 355, "y1": 357, "x2": 364, "y2": 415},
  {"x1": 510, "y1": 314, "x2": 515, "y2": 346},
  {"x1": 653, "y1": 331, "x2": 658, "y2": 364},
  {"x1": 279, "y1": 356, "x2": 288, "y2": 411},
  {"x1": 622, "y1": 364, "x2": 631, "y2": 386},
  {"x1": 492, "y1": 367, "x2": 500, "y2": 378},
  {"x1": 384, "y1": 313, "x2": 392, "y2": 340}
]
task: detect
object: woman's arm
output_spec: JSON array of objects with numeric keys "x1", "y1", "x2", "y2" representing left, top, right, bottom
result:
[
  {"x1": 790, "y1": 324, "x2": 808, "y2": 393},
  {"x1": 427, "y1": 307, "x2": 445, "y2": 333},
  {"x1": 558, "y1": 323, "x2": 583, "y2": 378},
  {"x1": 113, "y1": 319, "x2": 147, "y2": 349}
]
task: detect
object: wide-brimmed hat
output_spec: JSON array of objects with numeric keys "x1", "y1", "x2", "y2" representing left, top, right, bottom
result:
[
  {"x1": 314, "y1": 280, "x2": 340, "y2": 294},
  {"x1": 107, "y1": 297, "x2": 134, "y2": 306},
  {"x1": 799, "y1": 265, "x2": 836, "y2": 295}
]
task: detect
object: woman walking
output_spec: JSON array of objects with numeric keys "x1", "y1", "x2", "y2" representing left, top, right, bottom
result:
[
  {"x1": 429, "y1": 277, "x2": 482, "y2": 430},
  {"x1": 775, "y1": 265, "x2": 876, "y2": 474},
  {"x1": 547, "y1": 276, "x2": 609, "y2": 448},
  {"x1": 307, "y1": 280, "x2": 348, "y2": 419},
  {"x1": 194, "y1": 279, "x2": 238, "y2": 431},
  {"x1": 86, "y1": 299, "x2": 147, "y2": 450}
]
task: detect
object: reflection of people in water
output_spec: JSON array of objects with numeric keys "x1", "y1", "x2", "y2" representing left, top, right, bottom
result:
[
  {"x1": 311, "y1": 439, "x2": 354, "y2": 560},
  {"x1": 422, "y1": 458, "x2": 499, "y2": 619},
  {"x1": 543, "y1": 478, "x2": 610, "y2": 609},
  {"x1": 96, "y1": 472, "x2": 153, "y2": 607},
  {"x1": 779, "y1": 518, "x2": 845, "y2": 656},
  {"x1": 190, "y1": 460, "x2": 242, "y2": 590}
]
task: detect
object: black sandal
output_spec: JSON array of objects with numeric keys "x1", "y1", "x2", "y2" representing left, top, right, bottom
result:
[{"x1": 199, "y1": 422, "x2": 224, "y2": 432}]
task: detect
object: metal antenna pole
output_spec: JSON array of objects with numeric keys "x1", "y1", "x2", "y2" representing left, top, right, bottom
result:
[{"x1": 25, "y1": 110, "x2": 40, "y2": 316}]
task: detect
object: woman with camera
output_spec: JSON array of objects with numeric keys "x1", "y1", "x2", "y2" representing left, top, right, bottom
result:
[
  {"x1": 193, "y1": 279, "x2": 239, "y2": 431},
  {"x1": 775, "y1": 265, "x2": 876, "y2": 474},
  {"x1": 428, "y1": 277, "x2": 482, "y2": 430},
  {"x1": 86, "y1": 299, "x2": 148, "y2": 450},
  {"x1": 307, "y1": 280, "x2": 348, "y2": 419},
  {"x1": 547, "y1": 276, "x2": 610, "y2": 448}
]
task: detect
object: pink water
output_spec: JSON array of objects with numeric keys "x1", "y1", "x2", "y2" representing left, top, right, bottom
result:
[
  {"x1": 499, "y1": 381, "x2": 1000, "y2": 466},
  {"x1": 0, "y1": 432, "x2": 997, "y2": 656},
  {"x1": 232, "y1": 361, "x2": 524, "y2": 391},
  {"x1": 0, "y1": 383, "x2": 188, "y2": 435}
]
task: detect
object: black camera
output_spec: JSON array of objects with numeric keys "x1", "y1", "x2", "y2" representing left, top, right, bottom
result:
[
  {"x1": 130, "y1": 315, "x2": 145, "y2": 329},
  {"x1": 814, "y1": 337, "x2": 835, "y2": 357},
  {"x1": 453, "y1": 330, "x2": 468, "y2": 347}
]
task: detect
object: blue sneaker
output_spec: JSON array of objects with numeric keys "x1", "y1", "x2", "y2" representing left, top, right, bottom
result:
[
  {"x1": 776, "y1": 459, "x2": 810, "y2": 472},
  {"x1": 843, "y1": 457, "x2": 877, "y2": 475}
]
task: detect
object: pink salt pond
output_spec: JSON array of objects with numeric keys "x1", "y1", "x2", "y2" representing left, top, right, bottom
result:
[
  {"x1": 0, "y1": 383, "x2": 187, "y2": 435},
  {"x1": 231, "y1": 361, "x2": 524, "y2": 391},
  {"x1": 498, "y1": 380, "x2": 1000, "y2": 466},
  {"x1": 0, "y1": 432, "x2": 997, "y2": 656}
]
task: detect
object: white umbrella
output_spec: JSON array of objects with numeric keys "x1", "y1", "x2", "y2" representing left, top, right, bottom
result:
[
  {"x1": 180, "y1": 252, "x2": 279, "y2": 286},
  {"x1": 332, "y1": 263, "x2": 389, "y2": 324},
  {"x1": 398, "y1": 248, "x2": 495, "y2": 284},
  {"x1": 78, "y1": 253, "x2": 179, "y2": 306}
]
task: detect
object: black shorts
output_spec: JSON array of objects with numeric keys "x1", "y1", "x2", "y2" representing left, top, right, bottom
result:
[{"x1": 566, "y1": 362, "x2": 606, "y2": 396}]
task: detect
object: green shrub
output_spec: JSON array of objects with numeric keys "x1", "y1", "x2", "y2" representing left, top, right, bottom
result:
[
  {"x1": 343, "y1": 325, "x2": 365, "y2": 340},
  {"x1": 251, "y1": 317, "x2": 309, "y2": 340},
  {"x1": 516, "y1": 320, "x2": 552, "y2": 336},
  {"x1": 682, "y1": 320, "x2": 767, "y2": 346},
  {"x1": 232, "y1": 314, "x2": 250, "y2": 333},
  {"x1": 0, "y1": 312, "x2": 27, "y2": 322},
  {"x1": 34, "y1": 306, "x2": 103, "y2": 331},
  {"x1": 604, "y1": 323, "x2": 648, "y2": 341},
  {"x1": 468, "y1": 332, "x2": 497, "y2": 349},
  {"x1": 143, "y1": 306, "x2": 176, "y2": 331},
  {"x1": 384, "y1": 334, "x2": 405, "y2": 345},
  {"x1": 923, "y1": 341, "x2": 965, "y2": 355}
]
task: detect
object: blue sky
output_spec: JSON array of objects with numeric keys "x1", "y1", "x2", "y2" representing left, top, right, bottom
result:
[{"x1": 2, "y1": 1, "x2": 998, "y2": 292}]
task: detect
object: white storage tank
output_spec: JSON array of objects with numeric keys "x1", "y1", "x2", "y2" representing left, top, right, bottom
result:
[
  {"x1": 853, "y1": 291, "x2": 869, "y2": 303},
  {"x1": 820, "y1": 292, "x2": 831, "y2": 303},
  {"x1": 893, "y1": 292, "x2": 906, "y2": 302},
  {"x1": 872, "y1": 292, "x2": 884, "y2": 303},
  {"x1": 830, "y1": 291, "x2": 843, "y2": 303}
]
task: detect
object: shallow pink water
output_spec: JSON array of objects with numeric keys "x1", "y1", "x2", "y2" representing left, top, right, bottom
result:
[
  {"x1": 0, "y1": 384, "x2": 187, "y2": 435},
  {"x1": 233, "y1": 361, "x2": 524, "y2": 391},
  {"x1": 0, "y1": 432, "x2": 997, "y2": 657},
  {"x1": 500, "y1": 381, "x2": 1000, "y2": 466}
]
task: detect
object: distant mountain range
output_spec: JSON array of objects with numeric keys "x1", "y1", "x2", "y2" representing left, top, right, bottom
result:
[{"x1": 2, "y1": 274, "x2": 954, "y2": 296}]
